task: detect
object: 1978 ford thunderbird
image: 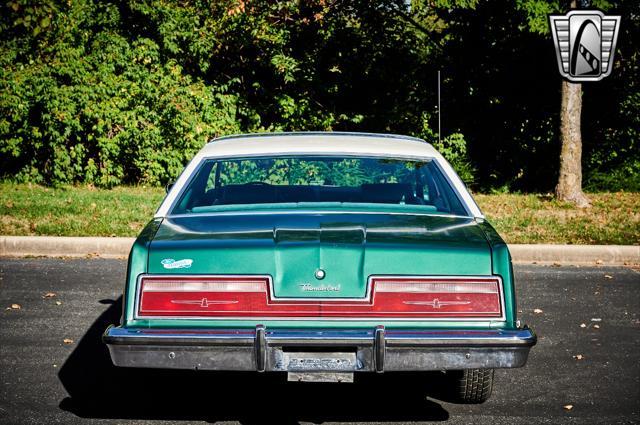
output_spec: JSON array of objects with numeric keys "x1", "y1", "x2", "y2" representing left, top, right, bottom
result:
[{"x1": 104, "y1": 132, "x2": 535, "y2": 403}]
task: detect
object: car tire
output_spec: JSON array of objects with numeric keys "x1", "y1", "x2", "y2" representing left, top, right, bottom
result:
[{"x1": 454, "y1": 368, "x2": 494, "y2": 403}]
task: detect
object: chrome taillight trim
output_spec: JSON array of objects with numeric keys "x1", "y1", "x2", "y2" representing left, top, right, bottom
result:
[
  {"x1": 142, "y1": 279, "x2": 267, "y2": 292},
  {"x1": 375, "y1": 281, "x2": 499, "y2": 293},
  {"x1": 133, "y1": 274, "x2": 506, "y2": 322}
]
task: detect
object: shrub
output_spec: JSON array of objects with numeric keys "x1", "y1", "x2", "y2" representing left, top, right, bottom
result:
[
  {"x1": 0, "y1": 0, "x2": 240, "y2": 187},
  {"x1": 415, "y1": 113, "x2": 476, "y2": 185}
]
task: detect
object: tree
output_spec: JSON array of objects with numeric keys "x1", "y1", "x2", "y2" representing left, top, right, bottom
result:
[
  {"x1": 557, "y1": 76, "x2": 591, "y2": 207},
  {"x1": 429, "y1": 0, "x2": 633, "y2": 193},
  {"x1": 556, "y1": 0, "x2": 590, "y2": 207},
  {"x1": 515, "y1": 0, "x2": 615, "y2": 206}
]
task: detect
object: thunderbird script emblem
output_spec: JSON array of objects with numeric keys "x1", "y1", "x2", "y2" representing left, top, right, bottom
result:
[
  {"x1": 299, "y1": 283, "x2": 340, "y2": 292},
  {"x1": 549, "y1": 10, "x2": 621, "y2": 82}
]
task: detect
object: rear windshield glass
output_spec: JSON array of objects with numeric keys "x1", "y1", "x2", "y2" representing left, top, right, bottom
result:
[{"x1": 171, "y1": 156, "x2": 468, "y2": 216}]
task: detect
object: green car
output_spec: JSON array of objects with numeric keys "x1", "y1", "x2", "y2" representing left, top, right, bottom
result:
[{"x1": 104, "y1": 132, "x2": 535, "y2": 403}]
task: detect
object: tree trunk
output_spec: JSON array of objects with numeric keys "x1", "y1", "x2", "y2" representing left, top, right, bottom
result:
[
  {"x1": 556, "y1": 0, "x2": 590, "y2": 208},
  {"x1": 555, "y1": 79, "x2": 591, "y2": 208}
]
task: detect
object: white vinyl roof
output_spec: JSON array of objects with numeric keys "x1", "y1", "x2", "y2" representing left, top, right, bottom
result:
[
  {"x1": 155, "y1": 132, "x2": 483, "y2": 218},
  {"x1": 199, "y1": 132, "x2": 440, "y2": 159}
]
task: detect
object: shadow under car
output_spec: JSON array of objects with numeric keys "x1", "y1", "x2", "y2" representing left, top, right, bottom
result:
[{"x1": 59, "y1": 297, "x2": 457, "y2": 423}]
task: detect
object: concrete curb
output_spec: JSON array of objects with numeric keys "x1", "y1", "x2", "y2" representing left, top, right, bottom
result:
[
  {"x1": 0, "y1": 236, "x2": 638, "y2": 265},
  {"x1": 0, "y1": 236, "x2": 135, "y2": 259},
  {"x1": 509, "y1": 244, "x2": 639, "y2": 265}
]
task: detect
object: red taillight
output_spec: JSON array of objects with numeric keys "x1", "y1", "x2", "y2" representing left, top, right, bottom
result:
[
  {"x1": 137, "y1": 276, "x2": 502, "y2": 319},
  {"x1": 138, "y1": 276, "x2": 270, "y2": 317},
  {"x1": 371, "y1": 278, "x2": 502, "y2": 318}
]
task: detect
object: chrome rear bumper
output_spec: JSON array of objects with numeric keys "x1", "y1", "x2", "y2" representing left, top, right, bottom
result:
[{"x1": 103, "y1": 326, "x2": 536, "y2": 372}]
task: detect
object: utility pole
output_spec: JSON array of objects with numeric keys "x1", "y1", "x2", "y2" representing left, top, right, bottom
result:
[{"x1": 437, "y1": 70, "x2": 441, "y2": 144}]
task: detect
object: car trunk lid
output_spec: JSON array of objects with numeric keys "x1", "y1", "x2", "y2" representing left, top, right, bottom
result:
[{"x1": 147, "y1": 212, "x2": 492, "y2": 300}]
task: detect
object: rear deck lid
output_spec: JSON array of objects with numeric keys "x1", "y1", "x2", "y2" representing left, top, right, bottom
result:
[{"x1": 148, "y1": 212, "x2": 492, "y2": 299}]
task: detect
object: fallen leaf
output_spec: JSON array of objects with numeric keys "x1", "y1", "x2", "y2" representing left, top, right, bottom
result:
[
  {"x1": 55, "y1": 301, "x2": 62, "y2": 306},
  {"x1": 43, "y1": 292, "x2": 56, "y2": 298},
  {"x1": 10, "y1": 304, "x2": 21, "y2": 310},
  {"x1": 533, "y1": 308, "x2": 543, "y2": 314},
  {"x1": 580, "y1": 323, "x2": 587, "y2": 328},
  {"x1": 572, "y1": 354, "x2": 584, "y2": 360},
  {"x1": 564, "y1": 404, "x2": 574, "y2": 411},
  {"x1": 604, "y1": 275, "x2": 613, "y2": 279},
  {"x1": 593, "y1": 324, "x2": 600, "y2": 329},
  {"x1": 63, "y1": 338, "x2": 74, "y2": 344}
]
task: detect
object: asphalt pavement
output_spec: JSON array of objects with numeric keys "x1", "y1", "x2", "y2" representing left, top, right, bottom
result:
[{"x1": 0, "y1": 258, "x2": 638, "y2": 425}]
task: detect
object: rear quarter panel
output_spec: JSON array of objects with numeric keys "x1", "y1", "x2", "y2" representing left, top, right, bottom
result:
[
  {"x1": 122, "y1": 219, "x2": 162, "y2": 324},
  {"x1": 477, "y1": 220, "x2": 517, "y2": 327}
]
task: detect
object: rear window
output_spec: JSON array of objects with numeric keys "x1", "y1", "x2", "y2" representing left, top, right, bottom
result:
[{"x1": 171, "y1": 156, "x2": 468, "y2": 216}]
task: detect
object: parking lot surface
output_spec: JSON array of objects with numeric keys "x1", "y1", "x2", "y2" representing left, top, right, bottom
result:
[{"x1": 0, "y1": 258, "x2": 638, "y2": 424}]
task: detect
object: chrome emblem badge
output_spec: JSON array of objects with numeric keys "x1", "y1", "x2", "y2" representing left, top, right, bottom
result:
[
  {"x1": 314, "y1": 269, "x2": 326, "y2": 280},
  {"x1": 549, "y1": 10, "x2": 621, "y2": 82},
  {"x1": 171, "y1": 298, "x2": 237, "y2": 307},
  {"x1": 403, "y1": 299, "x2": 471, "y2": 309},
  {"x1": 299, "y1": 283, "x2": 340, "y2": 292},
  {"x1": 161, "y1": 258, "x2": 193, "y2": 269}
]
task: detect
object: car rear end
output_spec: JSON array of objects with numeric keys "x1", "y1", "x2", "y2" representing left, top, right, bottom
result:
[
  {"x1": 105, "y1": 226, "x2": 534, "y2": 369},
  {"x1": 103, "y1": 133, "x2": 535, "y2": 401}
]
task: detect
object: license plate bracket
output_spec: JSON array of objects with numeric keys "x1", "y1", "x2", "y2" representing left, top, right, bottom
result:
[{"x1": 283, "y1": 351, "x2": 358, "y2": 372}]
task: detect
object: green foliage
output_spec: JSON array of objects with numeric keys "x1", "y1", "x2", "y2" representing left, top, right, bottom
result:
[
  {"x1": 431, "y1": 0, "x2": 639, "y2": 192},
  {"x1": 516, "y1": 0, "x2": 561, "y2": 35},
  {"x1": 583, "y1": 1, "x2": 639, "y2": 192},
  {"x1": 515, "y1": 0, "x2": 613, "y2": 35},
  {"x1": 0, "y1": 0, "x2": 435, "y2": 186},
  {"x1": 416, "y1": 114, "x2": 476, "y2": 184},
  {"x1": 0, "y1": 0, "x2": 240, "y2": 186},
  {"x1": 432, "y1": 133, "x2": 476, "y2": 185},
  {"x1": 0, "y1": 0, "x2": 638, "y2": 191},
  {"x1": 585, "y1": 163, "x2": 640, "y2": 192}
]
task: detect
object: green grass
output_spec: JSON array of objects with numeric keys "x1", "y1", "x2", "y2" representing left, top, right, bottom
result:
[
  {"x1": 0, "y1": 183, "x2": 164, "y2": 237},
  {"x1": 1, "y1": 183, "x2": 638, "y2": 244},
  {"x1": 474, "y1": 192, "x2": 640, "y2": 245}
]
